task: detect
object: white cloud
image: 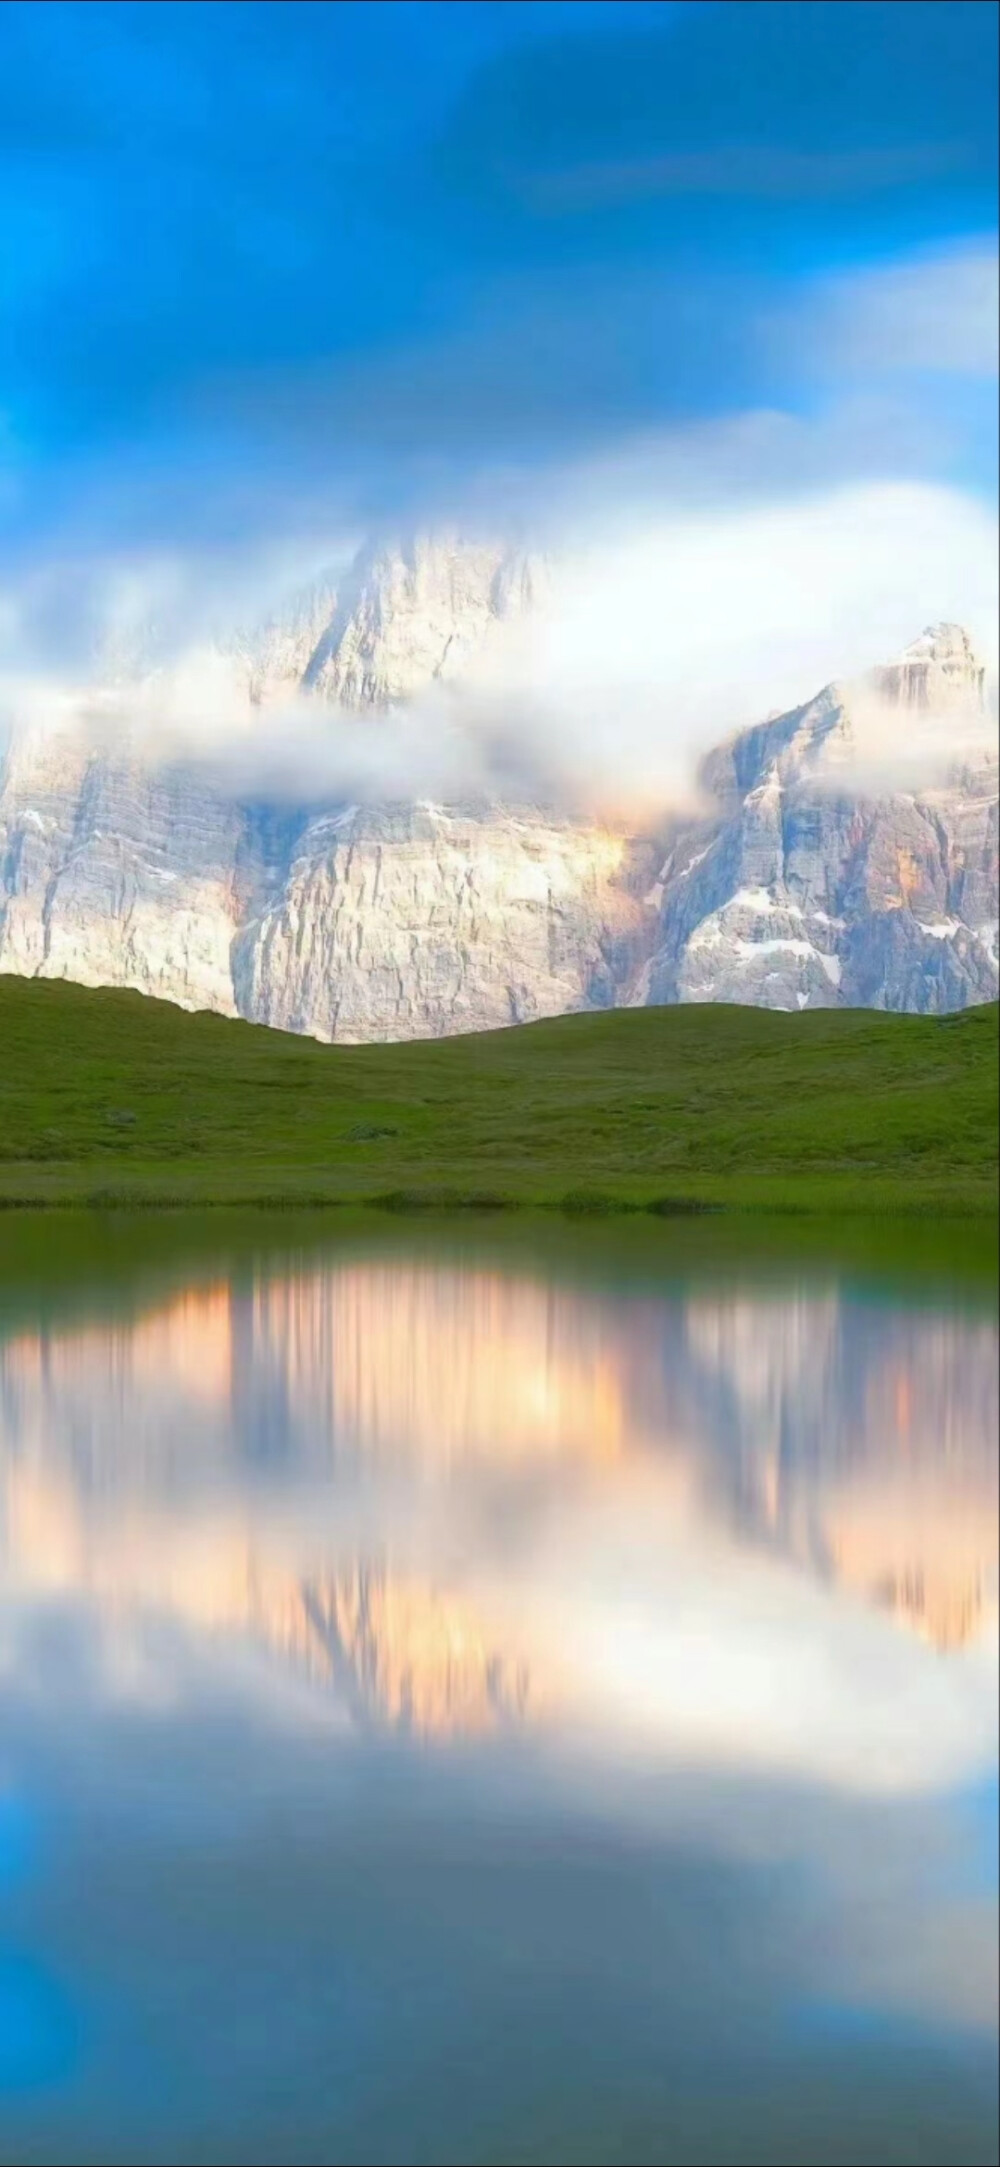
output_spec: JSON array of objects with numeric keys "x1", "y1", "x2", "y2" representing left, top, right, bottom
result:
[
  {"x1": 771, "y1": 240, "x2": 1000, "y2": 380},
  {"x1": 519, "y1": 479, "x2": 997, "y2": 804},
  {"x1": 2, "y1": 470, "x2": 996, "y2": 816}
]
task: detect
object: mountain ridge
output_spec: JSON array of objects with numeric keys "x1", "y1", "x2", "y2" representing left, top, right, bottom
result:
[{"x1": 0, "y1": 534, "x2": 996, "y2": 1040}]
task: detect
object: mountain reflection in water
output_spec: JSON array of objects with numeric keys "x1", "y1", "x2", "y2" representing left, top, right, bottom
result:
[{"x1": 1, "y1": 1252, "x2": 996, "y2": 1746}]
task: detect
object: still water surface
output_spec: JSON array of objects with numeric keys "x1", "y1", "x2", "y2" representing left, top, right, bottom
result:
[{"x1": 1, "y1": 1219, "x2": 997, "y2": 2165}]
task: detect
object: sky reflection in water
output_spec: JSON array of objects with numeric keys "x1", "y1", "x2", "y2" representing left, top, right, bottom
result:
[{"x1": 0, "y1": 1230, "x2": 997, "y2": 2165}]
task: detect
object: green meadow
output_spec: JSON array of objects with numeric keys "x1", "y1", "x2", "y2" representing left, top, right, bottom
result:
[{"x1": 1, "y1": 974, "x2": 996, "y2": 1216}]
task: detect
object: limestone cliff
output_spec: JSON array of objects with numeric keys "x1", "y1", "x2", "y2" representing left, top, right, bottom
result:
[{"x1": 0, "y1": 534, "x2": 995, "y2": 1036}]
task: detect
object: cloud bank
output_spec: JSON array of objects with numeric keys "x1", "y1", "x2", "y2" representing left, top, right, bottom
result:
[{"x1": 4, "y1": 473, "x2": 993, "y2": 820}]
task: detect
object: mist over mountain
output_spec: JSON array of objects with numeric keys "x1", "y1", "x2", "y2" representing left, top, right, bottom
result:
[{"x1": 1, "y1": 524, "x2": 995, "y2": 1040}]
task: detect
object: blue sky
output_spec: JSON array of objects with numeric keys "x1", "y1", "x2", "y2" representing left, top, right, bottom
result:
[{"x1": 0, "y1": 0, "x2": 996, "y2": 596}]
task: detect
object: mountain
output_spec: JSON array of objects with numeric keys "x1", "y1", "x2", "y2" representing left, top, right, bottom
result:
[
  {"x1": 220, "y1": 531, "x2": 547, "y2": 710},
  {"x1": 0, "y1": 534, "x2": 996, "y2": 1039},
  {"x1": 643, "y1": 621, "x2": 998, "y2": 1014}
]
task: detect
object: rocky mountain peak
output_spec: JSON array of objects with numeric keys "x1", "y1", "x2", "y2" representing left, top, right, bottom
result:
[
  {"x1": 217, "y1": 529, "x2": 547, "y2": 713},
  {"x1": 298, "y1": 529, "x2": 546, "y2": 710},
  {"x1": 1, "y1": 553, "x2": 996, "y2": 1036},
  {"x1": 874, "y1": 621, "x2": 986, "y2": 712}
]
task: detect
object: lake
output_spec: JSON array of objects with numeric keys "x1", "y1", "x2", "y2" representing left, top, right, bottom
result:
[{"x1": 1, "y1": 1214, "x2": 997, "y2": 2166}]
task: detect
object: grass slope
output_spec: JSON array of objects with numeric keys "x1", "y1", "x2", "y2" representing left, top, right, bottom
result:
[{"x1": 1, "y1": 975, "x2": 996, "y2": 1213}]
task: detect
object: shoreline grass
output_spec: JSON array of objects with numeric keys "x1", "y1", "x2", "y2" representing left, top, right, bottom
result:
[
  {"x1": 1, "y1": 1206, "x2": 995, "y2": 1339},
  {"x1": 0, "y1": 1186, "x2": 993, "y2": 1217}
]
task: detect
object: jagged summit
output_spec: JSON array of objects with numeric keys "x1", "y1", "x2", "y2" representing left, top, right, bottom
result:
[
  {"x1": 876, "y1": 621, "x2": 987, "y2": 711},
  {"x1": 899, "y1": 621, "x2": 980, "y2": 662},
  {"x1": 298, "y1": 530, "x2": 546, "y2": 709},
  {"x1": 217, "y1": 530, "x2": 548, "y2": 714},
  {"x1": 702, "y1": 619, "x2": 990, "y2": 799}
]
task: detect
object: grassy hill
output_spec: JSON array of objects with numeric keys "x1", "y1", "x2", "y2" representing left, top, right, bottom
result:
[{"x1": 1, "y1": 975, "x2": 996, "y2": 1213}]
